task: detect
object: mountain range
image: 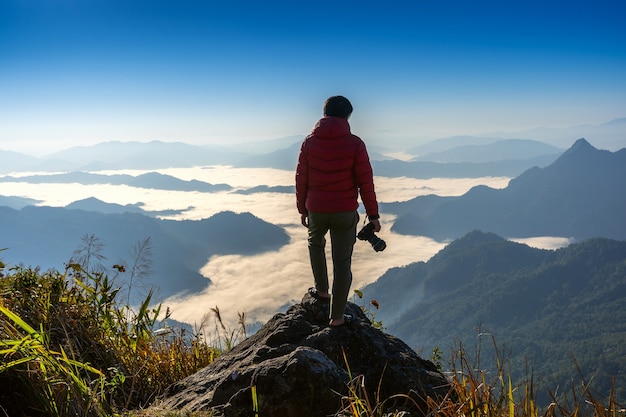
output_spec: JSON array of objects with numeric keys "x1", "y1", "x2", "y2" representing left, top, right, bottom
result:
[
  {"x1": 360, "y1": 230, "x2": 626, "y2": 402},
  {"x1": 3, "y1": 117, "x2": 624, "y2": 176},
  {"x1": 0, "y1": 206, "x2": 289, "y2": 304},
  {"x1": 385, "y1": 139, "x2": 626, "y2": 241},
  {"x1": 2, "y1": 120, "x2": 625, "y2": 402},
  {"x1": 1, "y1": 138, "x2": 559, "y2": 178},
  {"x1": 410, "y1": 138, "x2": 562, "y2": 163}
]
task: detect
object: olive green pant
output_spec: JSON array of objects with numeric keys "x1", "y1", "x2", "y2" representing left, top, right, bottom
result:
[{"x1": 307, "y1": 210, "x2": 359, "y2": 320}]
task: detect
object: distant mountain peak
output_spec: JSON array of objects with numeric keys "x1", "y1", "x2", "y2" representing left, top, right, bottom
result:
[
  {"x1": 552, "y1": 138, "x2": 601, "y2": 165},
  {"x1": 443, "y1": 230, "x2": 506, "y2": 250},
  {"x1": 571, "y1": 137, "x2": 593, "y2": 150},
  {"x1": 603, "y1": 117, "x2": 626, "y2": 126}
]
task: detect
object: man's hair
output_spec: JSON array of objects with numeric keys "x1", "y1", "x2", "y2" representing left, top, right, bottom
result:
[{"x1": 323, "y1": 96, "x2": 353, "y2": 119}]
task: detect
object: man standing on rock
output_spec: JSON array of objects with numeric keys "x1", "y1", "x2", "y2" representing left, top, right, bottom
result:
[{"x1": 296, "y1": 95, "x2": 381, "y2": 327}]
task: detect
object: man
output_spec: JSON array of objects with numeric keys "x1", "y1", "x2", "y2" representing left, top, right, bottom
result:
[{"x1": 295, "y1": 95, "x2": 381, "y2": 327}]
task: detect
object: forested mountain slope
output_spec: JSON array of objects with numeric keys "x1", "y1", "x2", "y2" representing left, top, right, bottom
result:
[{"x1": 361, "y1": 231, "x2": 626, "y2": 401}]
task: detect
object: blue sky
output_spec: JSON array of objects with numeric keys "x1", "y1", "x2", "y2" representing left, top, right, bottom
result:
[{"x1": 1, "y1": 0, "x2": 625, "y2": 154}]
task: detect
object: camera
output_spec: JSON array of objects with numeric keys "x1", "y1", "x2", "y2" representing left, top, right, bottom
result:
[{"x1": 357, "y1": 222, "x2": 386, "y2": 252}]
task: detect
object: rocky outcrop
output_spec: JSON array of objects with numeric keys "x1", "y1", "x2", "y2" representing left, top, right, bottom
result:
[{"x1": 157, "y1": 291, "x2": 451, "y2": 417}]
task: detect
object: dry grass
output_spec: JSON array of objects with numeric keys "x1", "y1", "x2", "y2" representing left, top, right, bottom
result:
[
  {"x1": 1, "y1": 263, "x2": 623, "y2": 417},
  {"x1": 0, "y1": 264, "x2": 222, "y2": 416}
]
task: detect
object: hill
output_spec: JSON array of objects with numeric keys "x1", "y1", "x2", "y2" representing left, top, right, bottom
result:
[
  {"x1": 0, "y1": 141, "x2": 250, "y2": 173},
  {"x1": 0, "y1": 195, "x2": 41, "y2": 210},
  {"x1": 360, "y1": 230, "x2": 626, "y2": 402},
  {"x1": 0, "y1": 150, "x2": 41, "y2": 173},
  {"x1": 386, "y1": 139, "x2": 626, "y2": 241},
  {"x1": 371, "y1": 155, "x2": 557, "y2": 179},
  {"x1": 0, "y1": 171, "x2": 232, "y2": 193},
  {"x1": 412, "y1": 139, "x2": 562, "y2": 163},
  {"x1": 3, "y1": 136, "x2": 562, "y2": 178},
  {"x1": 0, "y1": 206, "x2": 289, "y2": 303}
]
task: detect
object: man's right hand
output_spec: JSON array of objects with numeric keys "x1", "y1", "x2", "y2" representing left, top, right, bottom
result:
[
  {"x1": 301, "y1": 214, "x2": 309, "y2": 228},
  {"x1": 370, "y1": 218, "x2": 381, "y2": 232}
]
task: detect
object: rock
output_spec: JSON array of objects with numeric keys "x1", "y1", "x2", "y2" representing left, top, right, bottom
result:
[{"x1": 156, "y1": 291, "x2": 451, "y2": 417}]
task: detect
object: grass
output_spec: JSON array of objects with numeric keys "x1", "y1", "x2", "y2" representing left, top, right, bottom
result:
[
  {"x1": 0, "y1": 263, "x2": 221, "y2": 416},
  {"x1": 1, "y1": 261, "x2": 624, "y2": 417},
  {"x1": 336, "y1": 333, "x2": 625, "y2": 417}
]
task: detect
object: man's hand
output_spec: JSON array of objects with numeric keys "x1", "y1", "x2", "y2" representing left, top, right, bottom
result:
[
  {"x1": 370, "y1": 218, "x2": 381, "y2": 232},
  {"x1": 301, "y1": 214, "x2": 309, "y2": 228}
]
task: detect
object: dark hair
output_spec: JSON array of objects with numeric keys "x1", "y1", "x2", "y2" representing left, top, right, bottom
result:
[{"x1": 323, "y1": 96, "x2": 353, "y2": 119}]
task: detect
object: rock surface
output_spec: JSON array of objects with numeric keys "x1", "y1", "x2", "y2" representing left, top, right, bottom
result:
[{"x1": 156, "y1": 292, "x2": 451, "y2": 416}]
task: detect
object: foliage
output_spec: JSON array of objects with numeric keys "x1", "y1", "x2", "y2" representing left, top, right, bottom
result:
[
  {"x1": 1, "y1": 240, "x2": 624, "y2": 417},
  {"x1": 366, "y1": 233, "x2": 626, "y2": 402},
  {"x1": 0, "y1": 263, "x2": 220, "y2": 417},
  {"x1": 352, "y1": 289, "x2": 384, "y2": 330},
  {"x1": 335, "y1": 335, "x2": 625, "y2": 417}
]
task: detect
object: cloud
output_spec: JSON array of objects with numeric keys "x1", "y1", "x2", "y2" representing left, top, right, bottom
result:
[
  {"x1": 0, "y1": 166, "x2": 516, "y2": 330},
  {"x1": 162, "y1": 221, "x2": 446, "y2": 330},
  {"x1": 375, "y1": 176, "x2": 510, "y2": 202},
  {"x1": 509, "y1": 236, "x2": 575, "y2": 250}
]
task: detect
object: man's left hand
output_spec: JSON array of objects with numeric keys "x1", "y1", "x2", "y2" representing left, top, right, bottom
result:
[{"x1": 370, "y1": 218, "x2": 381, "y2": 232}]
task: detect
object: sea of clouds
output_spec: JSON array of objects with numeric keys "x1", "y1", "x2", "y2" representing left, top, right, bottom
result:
[{"x1": 0, "y1": 166, "x2": 570, "y2": 330}]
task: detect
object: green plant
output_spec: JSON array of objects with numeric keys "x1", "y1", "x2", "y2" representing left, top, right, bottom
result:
[
  {"x1": 0, "y1": 262, "x2": 224, "y2": 416},
  {"x1": 0, "y1": 267, "x2": 109, "y2": 416},
  {"x1": 209, "y1": 306, "x2": 247, "y2": 352},
  {"x1": 352, "y1": 289, "x2": 384, "y2": 329},
  {"x1": 431, "y1": 346, "x2": 443, "y2": 371},
  {"x1": 337, "y1": 348, "x2": 421, "y2": 417}
]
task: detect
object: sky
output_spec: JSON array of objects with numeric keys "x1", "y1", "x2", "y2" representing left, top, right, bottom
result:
[{"x1": 1, "y1": 0, "x2": 625, "y2": 155}]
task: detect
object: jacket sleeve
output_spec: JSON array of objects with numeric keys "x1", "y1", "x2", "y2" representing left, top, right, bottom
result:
[
  {"x1": 354, "y1": 141, "x2": 379, "y2": 219},
  {"x1": 295, "y1": 140, "x2": 309, "y2": 215}
]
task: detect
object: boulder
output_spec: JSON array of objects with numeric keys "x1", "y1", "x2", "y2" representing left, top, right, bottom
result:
[{"x1": 157, "y1": 291, "x2": 451, "y2": 416}]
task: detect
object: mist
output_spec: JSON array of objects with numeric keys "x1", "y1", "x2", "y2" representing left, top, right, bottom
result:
[{"x1": 0, "y1": 166, "x2": 523, "y2": 328}]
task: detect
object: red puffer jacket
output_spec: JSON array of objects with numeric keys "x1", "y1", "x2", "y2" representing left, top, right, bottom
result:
[{"x1": 296, "y1": 116, "x2": 379, "y2": 218}]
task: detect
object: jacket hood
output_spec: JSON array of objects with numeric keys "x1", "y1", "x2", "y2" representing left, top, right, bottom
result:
[{"x1": 311, "y1": 116, "x2": 351, "y2": 139}]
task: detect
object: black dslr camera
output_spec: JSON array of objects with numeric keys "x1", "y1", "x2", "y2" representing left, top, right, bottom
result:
[{"x1": 357, "y1": 222, "x2": 386, "y2": 252}]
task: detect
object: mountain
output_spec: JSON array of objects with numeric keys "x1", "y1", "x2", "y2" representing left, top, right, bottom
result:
[
  {"x1": 0, "y1": 141, "x2": 251, "y2": 173},
  {"x1": 360, "y1": 230, "x2": 626, "y2": 402},
  {"x1": 0, "y1": 195, "x2": 41, "y2": 210},
  {"x1": 229, "y1": 135, "x2": 302, "y2": 154},
  {"x1": 3, "y1": 136, "x2": 561, "y2": 176},
  {"x1": 386, "y1": 139, "x2": 626, "y2": 241},
  {"x1": 371, "y1": 155, "x2": 557, "y2": 179},
  {"x1": 412, "y1": 139, "x2": 562, "y2": 163},
  {"x1": 236, "y1": 141, "x2": 301, "y2": 170},
  {"x1": 0, "y1": 207, "x2": 290, "y2": 303},
  {"x1": 65, "y1": 197, "x2": 148, "y2": 215},
  {"x1": 0, "y1": 150, "x2": 42, "y2": 174},
  {"x1": 46, "y1": 140, "x2": 248, "y2": 169},
  {"x1": 235, "y1": 139, "x2": 396, "y2": 171},
  {"x1": 483, "y1": 117, "x2": 626, "y2": 151},
  {"x1": 232, "y1": 185, "x2": 295, "y2": 195},
  {"x1": 0, "y1": 171, "x2": 232, "y2": 193},
  {"x1": 406, "y1": 135, "x2": 499, "y2": 156},
  {"x1": 65, "y1": 197, "x2": 194, "y2": 217}
]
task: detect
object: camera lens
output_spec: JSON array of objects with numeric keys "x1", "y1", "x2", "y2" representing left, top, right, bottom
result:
[{"x1": 370, "y1": 236, "x2": 386, "y2": 252}]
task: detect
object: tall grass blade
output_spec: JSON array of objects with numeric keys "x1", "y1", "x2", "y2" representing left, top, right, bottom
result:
[{"x1": 251, "y1": 385, "x2": 259, "y2": 417}]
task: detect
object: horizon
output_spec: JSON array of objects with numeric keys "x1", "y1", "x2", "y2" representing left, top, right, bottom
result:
[
  {"x1": 1, "y1": 116, "x2": 625, "y2": 159},
  {"x1": 1, "y1": 1, "x2": 625, "y2": 155}
]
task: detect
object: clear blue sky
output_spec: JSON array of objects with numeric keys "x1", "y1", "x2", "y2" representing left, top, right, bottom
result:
[{"x1": 1, "y1": 0, "x2": 625, "y2": 154}]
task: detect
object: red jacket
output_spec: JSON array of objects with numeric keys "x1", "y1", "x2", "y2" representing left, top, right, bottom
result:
[{"x1": 296, "y1": 116, "x2": 379, "y2": 219}]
